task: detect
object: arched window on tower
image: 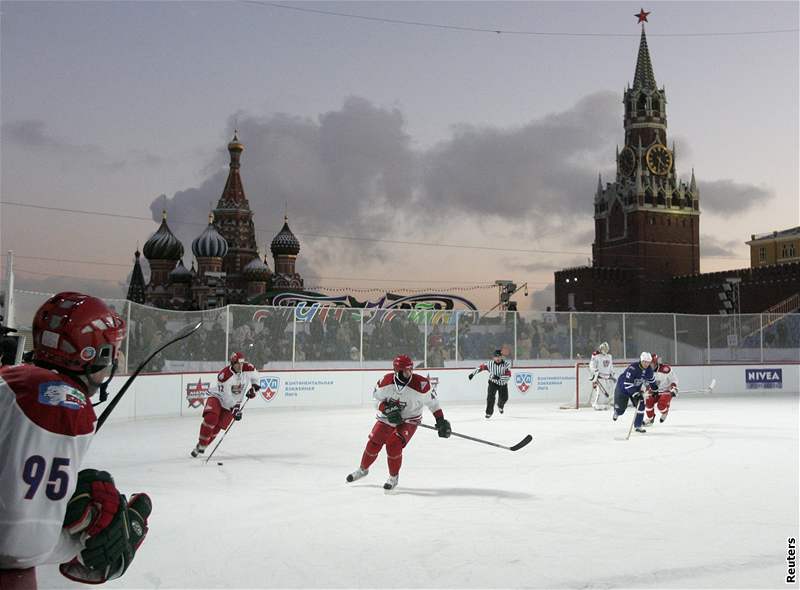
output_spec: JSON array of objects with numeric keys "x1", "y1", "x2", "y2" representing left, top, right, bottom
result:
[
  {"x1": 608, "y1": 200, "x2": 625, "y2": 240},
  {"x1": 657, "y1": 191, "x2": 666, "y2": 207},
  {"x1": 652, "y1": 98, "x2": 660, "y2": 114},
  {"x1": 637, "y1": 94, "x2": 647, "y2": 116},
  {"x1": 644, "y1": 189, "x2": 654, "y2": 206}
]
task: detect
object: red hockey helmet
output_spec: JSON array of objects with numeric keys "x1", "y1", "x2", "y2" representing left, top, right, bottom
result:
[
  {"x1": 32, "y1": 292, "x2": 125, "y2": 373},
  {"x1": 392, "y1": 354, "x2": 414, "y2": 373},
  {"x1": 230, "y1": 351, "x2": 245, "y2": 365}
]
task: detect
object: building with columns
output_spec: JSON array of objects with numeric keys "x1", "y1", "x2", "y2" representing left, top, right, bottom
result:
[{"x1": 127, "y1": 133, "x2": 304, "y2": 310}]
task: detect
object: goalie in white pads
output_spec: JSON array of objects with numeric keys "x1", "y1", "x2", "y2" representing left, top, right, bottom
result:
[
  {"x1": 644, "y1": 354, "x2": 678, "y2": 425},
  {"x1": 589, "y1": 342, "x2": 614, "y2": 410}
]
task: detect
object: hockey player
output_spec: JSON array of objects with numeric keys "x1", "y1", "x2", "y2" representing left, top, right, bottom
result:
[
  {"x1": 191, "y1": 351, "x2": 260, "y2": 457},
  {"x1": 644, "y1": 354, "x2": 679, "y2": 425},
  {"x1": 469, "y1": 348, "x2": 512, "y2": 418},
  {"x1": 613, "y1": 351, "x2": 656, "y2": 433},
  {"x1": 588, "y1": 341, "x2": 615, "y2": 410},
  {"x1": 0, "y1": 292, "x2": 151, "y2": 588},
  {"x1": 346, "y1": 354, "x2": 451, "y2": 490}
]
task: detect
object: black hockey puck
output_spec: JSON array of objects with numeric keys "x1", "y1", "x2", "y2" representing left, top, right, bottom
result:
[{"x1": 217, "y1": 462, "x2": 223, "y2": 466}]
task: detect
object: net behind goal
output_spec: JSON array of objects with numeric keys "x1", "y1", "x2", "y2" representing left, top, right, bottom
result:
[{"x1": 559, "y1": 362, "x2": 615, "y2": 409}]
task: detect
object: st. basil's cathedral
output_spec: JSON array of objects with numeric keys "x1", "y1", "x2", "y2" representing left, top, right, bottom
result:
[{"x1": 126, "y1": 133, "x2": 304, "y2": 310}]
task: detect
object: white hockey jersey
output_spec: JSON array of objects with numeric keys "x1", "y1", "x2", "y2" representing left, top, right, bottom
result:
[
  {"x1": 0, "y1": 365, "x2": 90, "y2": 569},
  {"x1": 589, "y1": 351, "x2": 614, "y2": 378},
  {"x1": 373, "y1": 372, "x2": 442, "y2": 425},
  {"x1": 653, "y1": 364, "x2": 679, "y2": 393},
  {"x1": 211, "y1": 362, "x2": 260, "y2": 410}
]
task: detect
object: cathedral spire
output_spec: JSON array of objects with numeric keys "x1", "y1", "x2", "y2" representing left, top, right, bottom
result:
[
  {"x1": 218, "y1": 132, "x2": 248, "y2": 208},
  {"x1": 633, "y1": 26, "x2": 657, "y2": 91}
]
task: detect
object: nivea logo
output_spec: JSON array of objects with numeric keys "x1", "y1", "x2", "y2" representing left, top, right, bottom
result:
[{"x1": 745, "y1": 368, "x2": 782, "y2": 389}]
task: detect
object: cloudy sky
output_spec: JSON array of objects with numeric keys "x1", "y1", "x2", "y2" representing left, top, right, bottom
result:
[{"x1": 1, "y1": 1, "x2": 797, "y2": 311}]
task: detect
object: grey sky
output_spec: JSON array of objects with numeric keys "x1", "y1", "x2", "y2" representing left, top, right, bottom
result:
[{"x1": 1, "y1": 1, "x2": 797, "y2": 310}]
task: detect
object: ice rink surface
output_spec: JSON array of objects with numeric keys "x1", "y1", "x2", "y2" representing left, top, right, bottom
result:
[{"x1": 38, "y1": 393, "x2": 798, "y2": 589}]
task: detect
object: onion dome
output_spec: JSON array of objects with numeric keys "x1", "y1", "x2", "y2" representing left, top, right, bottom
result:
[
  {"x1": 191, "y1": 212, "x2": 229, "y2": 258},
  {"x1": 169, "y1": 260, "x2": 193, "y2": 283},
  {"x1": 270, "y1": 216, "x2": 300, "y2": 256},
  {"x1": 243, "y1": 255, "x2": 271, "y2": 281},
  {"x1": 228, "y1": 131, "x2": 244, "y2": 153},
  {"x1": 143, "y1": 210, "x2": 184, "y2": 261}
]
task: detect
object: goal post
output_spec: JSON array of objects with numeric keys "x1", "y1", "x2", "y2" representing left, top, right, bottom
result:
[{"x1": 559, "y1": 361, "x2": 615, "y2": 409}]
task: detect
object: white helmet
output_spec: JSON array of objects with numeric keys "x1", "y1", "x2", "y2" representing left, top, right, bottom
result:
[
  {"x1": 640, "y1": 351, "x2": 653, "y2": 364},
  {"x1": 598, "y1": 342, "x2": 609, "y2": 354}
]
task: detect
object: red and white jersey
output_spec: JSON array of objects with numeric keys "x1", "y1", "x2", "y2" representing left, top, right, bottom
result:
[
  {"x1": 589, "y1": 352, "x2": 614, "y2": 378},
  {"x1": 373, "y1": 372, "x2": 441, "y2": 425},
  {"x1": 212, "y1": 362, "x2": 260, "y2": 410},
  {"x1": 0, "y1": 365, "x2": 92, "y2": 569},
  {"x1": 653, "y1": 364, "x2": 678, "y2": 393}
]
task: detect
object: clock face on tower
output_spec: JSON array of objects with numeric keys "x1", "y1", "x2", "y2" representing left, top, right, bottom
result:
[
  {"x1": 645, "y1": 144, "x2": 673, "y2": 176},
  {"x1": 618, "y1": 146, "x2": 636, "y2": 177}
]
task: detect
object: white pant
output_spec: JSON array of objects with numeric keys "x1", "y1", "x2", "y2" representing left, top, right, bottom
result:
[{"x1": 591, "y1": 376, "x2": 615, "y2": 409}]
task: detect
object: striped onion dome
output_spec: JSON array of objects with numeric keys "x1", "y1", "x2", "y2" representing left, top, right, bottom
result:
[
  {"x1": 191, "y1": 213, "x2": 228, "y2": 259},
  {"x1": 270, "y1": 216, "x2": 300, "y2": 256},
  {"x1": 143, "y1": 211, "x2": 184, "y2": 261},
  {"x1": 243, "y1": 255, "x2": 271, "y2": 281},
  {"x1": 169, "y1": 260, "x2": 193, "y2": 283}
]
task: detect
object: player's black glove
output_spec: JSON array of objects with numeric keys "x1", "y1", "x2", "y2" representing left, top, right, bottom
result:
[
  {"x1": 63, "y1": 469, "x2": 121, "y2": 537},
  {"x1": 468, "y1": 372, "x2": 474, "y2": 381},
  {"x1": 383, "y1": 403, "x2": 403, "y2": 425},
  {"x1": 232, "y1": 403, "x2": 243, "y2": 421},
  {"x1": 246, "y1": 386, "x2": 257, "y2": 399},
  {"x1": 630, "y1": 391, "x2": 642, "y2": 404},
  {"x1": 435, "y1": 416, "x2": 452, "y2": 438},
  {"x1": 60, "y1": 492, "x2": 151, "y2": 584}
]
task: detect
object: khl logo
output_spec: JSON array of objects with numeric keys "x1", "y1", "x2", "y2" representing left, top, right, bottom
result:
[
  {"x1": 260, "y1": 376, "x2": 280, "y2": 401},
  {"x1": 515, "y1": 372, "x2": 533, "y2": 394}
]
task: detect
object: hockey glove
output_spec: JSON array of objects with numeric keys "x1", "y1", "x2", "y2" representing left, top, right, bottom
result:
[
  {"x1": 60, "y1": 493, "x2": 152, "y2": 584},
  {"x1": 246, "y1": 387, "x2": 257, "y2": 399},
  {"x1": 63, "y1": 469, "x2": 121, "y2": 537},
  {"x1": 232, "y1": 403, "x2": 243, "y2": 421},
  {"x1": 435, "y1": 416, "x2": 452, "y2": 438},
  {"x1": 383, "y1": 405, "x2": 403, "y2": 425},
  {"x1": 468, "y1": 372, "x2": 475, "y2": 381},
  {"x1": 670, "y1": 385, "x2": 678, "y2": 398}
]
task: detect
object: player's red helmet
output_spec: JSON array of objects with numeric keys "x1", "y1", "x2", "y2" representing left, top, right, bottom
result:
[
  {"x1": 651, "y1": 353, "x2": 659, "y2": 368},
  {"x1": 392, "y1": 354, "x2": 414, "y2": 373},
  {"x1": 32, "y1": 292, "x2": 125, "y2": 373},
  {"x1": 230, "y1": 351, "x2": 245, "y2": 365}
]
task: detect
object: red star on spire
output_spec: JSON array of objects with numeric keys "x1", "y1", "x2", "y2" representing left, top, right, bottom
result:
[{"x1": 635, "y1": 8, "x2": 650, "y2": 24}]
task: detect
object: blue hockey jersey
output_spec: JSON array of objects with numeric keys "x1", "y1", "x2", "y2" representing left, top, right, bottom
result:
[{"x1": 616, "y1": 361, "x2": 656, "y2": 395}]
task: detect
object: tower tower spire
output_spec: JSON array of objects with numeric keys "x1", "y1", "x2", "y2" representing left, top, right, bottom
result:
[{"x1": 633, "y1": 26, "x2": 657, "y2": 91}]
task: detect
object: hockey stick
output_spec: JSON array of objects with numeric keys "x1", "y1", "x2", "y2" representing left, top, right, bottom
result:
[
  {"x1": 95, "y1": 321, "x2": 203, "y2": 431},
  {"x1": 419, "y1": 423, "x2": 533, "y2": 452},
  {"x1": 205, "y1": 394, "x2": 253, "y2": 463},
  {"x1": 679, "y1": 379, "x2": 717, "y2": 395},
  {"x1": 623, "y1": 396, "x2": 648, "y2": 440}
]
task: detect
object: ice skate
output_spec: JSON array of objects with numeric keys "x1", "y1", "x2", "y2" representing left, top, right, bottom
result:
[
  {"x1": 635, "y1": 426, "x2": 647, "y2": 433},
  {"x1": 659, "y1": 413, "x2": 668, "y2": 423},
  {"x1": 612, "y1": 410, "x2": 619, "y2": 421},
  {"x1": 644, "y1": 417, "x2": 654, "y2": 426},
  {"x1": 346, "y1": 467, "x2": 368, "y2": 483},
  {"x1": 485, "y1": 413, "x2": 491, "y2": 419},
  {"x1": 190, "y1": 444, "x2": 206, "y2": 458},
  {"x1": 499, "y1": 407, "x2": 504, "y2": 414},
  {"x1": 383, "y1": 475, "x2": 399, "y2": 490}
]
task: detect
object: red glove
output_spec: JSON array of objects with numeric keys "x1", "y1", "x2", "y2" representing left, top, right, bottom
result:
[{"x1": 63, "y1": 469, "x2": 121, "y2": 536}]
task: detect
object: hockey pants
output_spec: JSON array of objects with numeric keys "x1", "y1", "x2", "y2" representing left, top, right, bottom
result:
[
  {"x1": 198, "y1": 396, "x2": 234, "y2": 447},
  {"x1": 486, "y1": 382, "x2": 508, "y2": 416},
  {"x1": 646, "y1": 393, "x2": 673, "y2": 420},
  {"x1": 614, "y1": 386, "x2": 645, "y2": 428},
  {"x1": 360, "y1": 420, "x2": 418, "y2": 477}
]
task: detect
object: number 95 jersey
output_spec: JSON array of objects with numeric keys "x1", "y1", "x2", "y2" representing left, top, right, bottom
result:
[{"x1": 0, "y1": 364, "x2": 94, "y2": 569}]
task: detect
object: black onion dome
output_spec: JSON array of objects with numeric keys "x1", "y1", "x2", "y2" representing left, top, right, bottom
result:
[
  {"x1": 143, "y1": 211, "x2": 184, "y2": 261},
  {"x1": 169, "y1": 260, "x2": 193, "y2": 283},
  {"x1": 243, "y1": 256, "x2": 271, "y2": 281},
  {"x1": 192, "y1": 213, "x2": 229, "y2": 258},
  {"x1": 270, "y1": 216, "x2": 300, "y2": 256}
]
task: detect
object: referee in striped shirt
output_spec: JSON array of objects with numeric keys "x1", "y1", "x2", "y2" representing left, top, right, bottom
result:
[{"x1": 469, "y1": 349, "x2": 512, "y2": 419}]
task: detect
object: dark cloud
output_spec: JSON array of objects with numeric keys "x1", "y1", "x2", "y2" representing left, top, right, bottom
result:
[
  {"x1": 530, "y1": 283, "x2": 555, "y2": 311},
  {"x1": 1, "y1": 119, "x2": 100, "y2": 154},
  {"x1": 697, "y1": 179, "x2": 773, "y2": 218},
  {"x1": 516, "y1": 257, "x2": 586, "y2": 273}
]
